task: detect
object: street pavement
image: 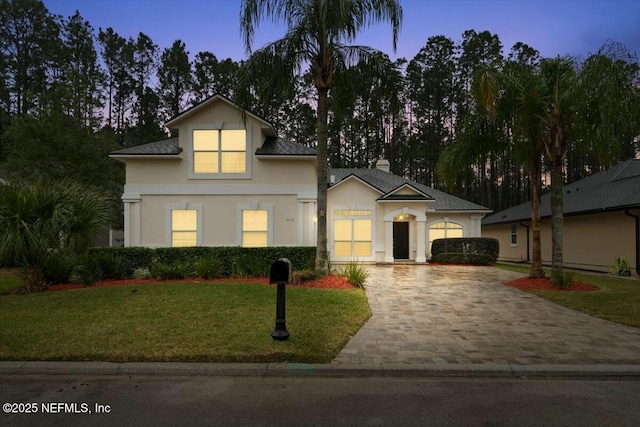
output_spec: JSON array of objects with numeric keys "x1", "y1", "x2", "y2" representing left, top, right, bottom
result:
[{"x1": 2, "y1": 375, "x2": 640, "y2": 427}]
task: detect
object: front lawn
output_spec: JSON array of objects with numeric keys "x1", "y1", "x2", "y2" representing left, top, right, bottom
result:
[
  {"x1": 0, "y1": 268, "x2": 21, "y2": 295},
  {"x1": 0, "y1": 281, "x2": 371, "y2": 363},
  {"x1": 497, "y1": 263, "x2": 640, "y2": 328}
]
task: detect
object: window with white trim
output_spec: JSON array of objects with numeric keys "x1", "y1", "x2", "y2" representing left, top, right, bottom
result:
[
  {"x1": 171, "y1": 209, "x2": 198, "y2": 247},
  {"x1": 193, "y1": 129, "x2": 246, "y2": 174},
  {"x1": 333, "y1": 210, "x2": 372, "y2": 258},
  {"x1": 428, "y1": 221, "x2": 463, "y2": 254},
  {"x1": 510, "y1": 224, "x2": 518, "y2": 246},
  {"x1": 242, "y1": 209, "x2": 268, "y2": 247}
]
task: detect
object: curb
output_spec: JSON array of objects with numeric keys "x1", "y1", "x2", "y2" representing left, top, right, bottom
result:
[{"x1": 2, "y1": 361, "x2": 640, "y2": 380}]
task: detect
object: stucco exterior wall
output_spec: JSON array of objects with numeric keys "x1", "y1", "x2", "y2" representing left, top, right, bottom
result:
[
  {"x1": 120, "y1": 99, "x2": 316, "y2": 248},
  {"x1": 327, "y1": 178, "x2": 485, "y2": 262},
  {"x1": 327, "y1": 178, "x2": 382, "y2": 261},
  {"x1": 483, "y1": 210, "x2": 638, "y2": 274},
  {"x1": 136, "y1": 194, "x2": 303, "y2": 247}
]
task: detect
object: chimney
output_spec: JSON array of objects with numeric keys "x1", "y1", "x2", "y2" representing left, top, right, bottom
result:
[{"x1": 376, "y1": 159, "x2": 390, "y2": 173}]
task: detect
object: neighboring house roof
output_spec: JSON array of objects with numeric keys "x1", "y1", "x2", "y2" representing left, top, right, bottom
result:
[
  {"x1": 109, "y1": 138, "x2": 182, "y2": 157},
  {"x1": 483, "y1": 158, "x2": 640, "y2": 226},
  {"x1": 165, "y1": 94, "x2": 277, "y2": 137},
  {"x1": 330, "y1": 168, "x2": 491, "y2": 212},
  {"x1": 255, "y1": 137, "x2": 317, "y2": 157}
]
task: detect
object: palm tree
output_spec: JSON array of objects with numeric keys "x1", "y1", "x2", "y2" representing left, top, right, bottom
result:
[
  {"x1": 440, "y1": 53, "x2": 546, "y2": 278},
  {"x1": 473, "y1": 60, "x2": 547, "y2": 278},
  {"x1": 0, "y1": 179, "x2": 112, "y2": 291},
  {"x1": 540, "y1": 46, "x2": 639, "y2": 285},
  {"x1": 238, "y1": 0, "x2": 402, "y2": 276}
]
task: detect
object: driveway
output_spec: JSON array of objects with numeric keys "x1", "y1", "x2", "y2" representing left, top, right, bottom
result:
[{"x1": 331, "y1": 265, "x2": 640, "y2": 366}]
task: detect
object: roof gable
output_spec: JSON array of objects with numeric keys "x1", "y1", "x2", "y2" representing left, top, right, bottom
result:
[
  {"x1": 330, "y1": 168, "x2": 490, "y2": 211},
  {"x1": 328, "y1": 173, "x2": 384, "y2": 195},
  {"x1": 165, "y1": 94, "x2": 276, "y2": 137},
  {"x1": 378, "y1": 183, "x2": 432, "y2": 201}
]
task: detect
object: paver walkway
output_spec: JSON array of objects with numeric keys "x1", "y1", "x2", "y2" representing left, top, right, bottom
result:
[{"x1": 332, "y1": 265, "x2": 640, "y2": 366}]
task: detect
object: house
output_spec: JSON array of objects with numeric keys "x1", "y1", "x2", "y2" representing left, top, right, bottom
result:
[
  {"x1": 110, "y1": 95, "x2": 490, "y2": 263},
  {"x1": 482, "y1": 159, "x2": 640, "y2": 275}
]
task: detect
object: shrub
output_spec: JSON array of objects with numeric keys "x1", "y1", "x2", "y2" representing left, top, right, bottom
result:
[
  {"x1": 431, "y1": 238, "x2": 499, "y2": 264},
  {"x1": 42, "y1": 252, "x2": 75, "y2": 285},
  {"x1": 232, "y1": 254, "x2": 270, "y2": 278},
  {"x1": 552, "y1": 270, "x2": 574, "y2": 289},
  {"x1": 87, "y1": 247, "x2": 155, "y2": 277},
  {"x1": 431, "y1": 252, "x2": 495, "y2": 265},
  {"x1": 132, "y1": 267, "x2": 153, "y2": 280},
  {"x1": 86, "y1": 246, "x2": 315, "y2": 277},
  {"x1": 341, "y1": 261, "x2": 369, "y2": 289},
  {"x1": 150, "y1": 262, "x2": 194, "y2": 280},
  {"x1": 76, "y1": 256, "x2": 103, "y2": 285},
  {"x1": 608, "y1": 256, "x2": 631, "y2": 276},
  {"x1": 194, "y1": 258, "x2": 223, "y2": 279}
]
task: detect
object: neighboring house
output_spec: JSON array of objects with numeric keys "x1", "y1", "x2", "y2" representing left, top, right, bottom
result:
[
  {"x1": 110, "y1": 95, "x2": 489, "y2": 263},
  {"x1": 482, "y1": 159, "x2": 640, "y2": 275}
]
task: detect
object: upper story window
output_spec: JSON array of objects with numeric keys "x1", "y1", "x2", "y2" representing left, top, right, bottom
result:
[{"x1": 193, "y1": 129, "x2": 247, "y2": 175}]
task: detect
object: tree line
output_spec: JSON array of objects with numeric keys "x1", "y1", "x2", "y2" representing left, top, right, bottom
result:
[{"x1": 1, "y1": 0, "x2": 638, "y2": 223}]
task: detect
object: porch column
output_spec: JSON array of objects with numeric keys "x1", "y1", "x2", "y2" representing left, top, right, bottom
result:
[
  {"x1": 470, "y1": 214, "x2": 484, "y2": 237},
  {"x1": 384, "y1": 219, "x2": 394, "y2": 262},
  {"x1": 122, "y1": 194, "x2": 141, "y2": 247},
  {"x1": 416, "y1": 219, "x2": 426, "y2": 263},
  {"x1": 123, "y1": 201, "x2": 131, "y2": 247}
]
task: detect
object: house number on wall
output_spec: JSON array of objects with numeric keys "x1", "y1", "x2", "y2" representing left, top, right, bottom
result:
[{"x1": 286, "y1": 218, "x2": 295, "y2": 222}]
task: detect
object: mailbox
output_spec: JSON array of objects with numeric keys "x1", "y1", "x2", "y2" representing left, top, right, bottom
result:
[
  {"x1": 270, "y1": 258, "x2": 291, "y2": 340},
  {"x1": 269, "y1": 259, "x2": 291, "y2": 284}
]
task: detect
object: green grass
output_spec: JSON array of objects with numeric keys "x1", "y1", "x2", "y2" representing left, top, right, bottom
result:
[
  {"x1": 0, "y1": 281, "x2": 371, "y2": 363},
  {"x1": 496, "y1": 263, "x2": 640, "y2": 328},
  {"x1": 0, "y1": 268, "x2": 22, "y2": 295}
]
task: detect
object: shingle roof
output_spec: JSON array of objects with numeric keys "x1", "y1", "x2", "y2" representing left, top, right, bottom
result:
[
  {"x1": 255, "y1": 137, "x2": 317, "y2": 156},
  {"x1": 330, "y1": 168, "x2": 490, "y2": 211},
  {"x1": 483, "y1": 159, "x2": 640, "y2": 226},
  {"x1": 109, "y1": 138, "x2": 181, "y2": 156}
]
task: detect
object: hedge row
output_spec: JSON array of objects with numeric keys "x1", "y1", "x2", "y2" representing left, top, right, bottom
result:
[
  {"x1": 86, "y1": 246, "x2": 316, "y2": 279},
  {"x1": 431, "y1": 252, "x2": 496, "y2": 266},
  {"x1": 430, "y1": 238, "x2": 499, "y2": 265}
]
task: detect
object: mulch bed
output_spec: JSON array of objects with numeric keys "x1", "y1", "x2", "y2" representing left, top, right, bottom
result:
[
  {"x1": 504, "y1": 277, "x2": 597, "y2": 292},
  {"x1": 49, "y1": 275, "x2": 356, "y2": 292}
]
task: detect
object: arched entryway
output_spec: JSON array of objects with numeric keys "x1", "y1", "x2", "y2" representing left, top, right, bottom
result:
[{"x1": 384, "y1": 208, "x2": 426, "y2": 263}]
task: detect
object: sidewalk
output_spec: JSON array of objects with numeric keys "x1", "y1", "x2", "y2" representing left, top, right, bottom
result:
[{"x1": 2, "y1": 360, "x2": 640, "y2": 379}]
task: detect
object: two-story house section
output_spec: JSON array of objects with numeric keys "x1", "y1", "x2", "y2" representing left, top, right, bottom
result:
[
  {"x1": 109, "y1": 95, "x2": 318, "y2": 249},
  {"x1": 110, "y1": 94, "x2": 491, "y2": 262}
]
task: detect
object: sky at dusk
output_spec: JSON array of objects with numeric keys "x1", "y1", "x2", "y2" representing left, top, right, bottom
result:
[{"x1": 44, "y1": 0, "x2": 640, "y2": 62}]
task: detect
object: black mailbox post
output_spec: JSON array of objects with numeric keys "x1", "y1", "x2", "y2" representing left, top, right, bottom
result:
[{"x1": 269, "y1": 259, "x2": 291, "y2": 341}]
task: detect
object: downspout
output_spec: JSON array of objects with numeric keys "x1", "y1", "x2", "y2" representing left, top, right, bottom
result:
[
  {"x1": 624, "y1": 209, "x2": 640, "y2": 275},
  {"x1": 519, "y1": 222, "x2": 530, "y2": 263}
]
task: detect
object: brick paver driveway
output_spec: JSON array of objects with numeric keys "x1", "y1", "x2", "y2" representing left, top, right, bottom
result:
[{"x1": 332, "y1": 265, "x2": 640, "y2": 366}]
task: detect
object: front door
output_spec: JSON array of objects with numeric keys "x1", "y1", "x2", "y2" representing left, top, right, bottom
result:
[{"x1": 393, "y1": 222, "x2": 410, "y2": 260}]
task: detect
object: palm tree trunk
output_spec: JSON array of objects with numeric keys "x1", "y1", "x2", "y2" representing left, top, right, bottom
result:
[
  {"x1": 315, "y1": 87, "x2": 330, "y2": 276},
  {"x1": 529, "y1": 153, "x2": 544, "y2": 278},
  {"x1": 550, "y1": 161, "x2": 564, "y2": 285}
]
